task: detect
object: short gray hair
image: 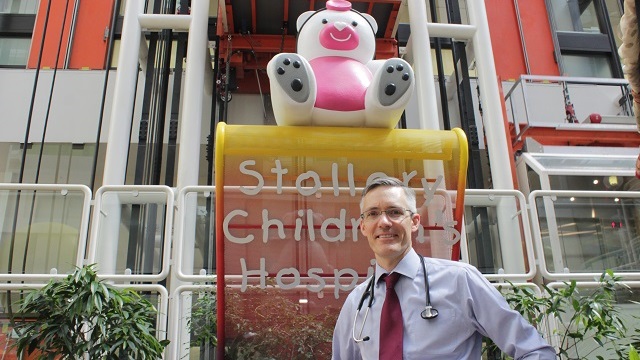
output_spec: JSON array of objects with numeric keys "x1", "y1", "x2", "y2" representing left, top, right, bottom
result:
[{"x1": 359, "y1": 177, "x2": 417, "y2": 213}]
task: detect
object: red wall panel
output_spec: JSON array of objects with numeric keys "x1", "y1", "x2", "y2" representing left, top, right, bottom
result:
[
  {"x1": 518, "y1": 0, "x2": 559, "y2": 76},
  {"x1": 67, "y1": 0, "x2": 116, "y2": 69},
  {"x1": 28, "y1": 0, "x2": 74, "y2": 69},
  {"x1": 485, "y1": 0, "x2": 559, "y2": 80},
  {"x1": 28, "y1": 0, "x2": 115, "y2": 70}
]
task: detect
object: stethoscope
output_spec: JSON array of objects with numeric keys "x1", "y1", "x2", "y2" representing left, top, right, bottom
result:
[{"x1": 352, "y1": 252, "x2": 438, "y2": 343}]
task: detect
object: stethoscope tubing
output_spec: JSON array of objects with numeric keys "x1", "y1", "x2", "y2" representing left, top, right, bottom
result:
[{"x1": 352, "y1": 252, "x2": 438, "y2": 343}]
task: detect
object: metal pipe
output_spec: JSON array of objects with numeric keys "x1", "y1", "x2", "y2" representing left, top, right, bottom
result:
[
  {"x1": 138, "y1": 13, "x2": 191, "y2": 30},
  {"x1": 171, "y1": 1, "x2": 210, "y2": 356},
  {"x1": 64, "y1": 0, "x2": 81, "y2": 69},
  {"x1": 176, "y1": 0, "x2": 209, "y2": 189},
  {"x1": 103, "y1": 0, "x2": 144, "y2": 185},
  {"x1": 426, "y1": 22, "x2": 476, "y2": 39},
  {"x1": 468, "y1": 0, "x2": 513, "y2": 190},
  {"x1": 469, "y1": 0, "x2": 525, "y2": 273},
  {"x1": 519, "y1": 74, "x2": 630, "y2": 85},
  {"x1": 428, "y1": 0, "x2": 451, "y2": 130},
  {"x1": 407, "y1": 0, "x2": 439, "y2": 129},
  {"x1": 513, "y1": 0, "x2": 531, "y2": 74},
  {"x1": 89, "y1": 0, "x2": 121, "y2": 192}
]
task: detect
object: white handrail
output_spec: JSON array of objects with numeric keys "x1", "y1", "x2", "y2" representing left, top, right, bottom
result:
[
  {"x1": 462, "y1": 189, "x2": 537, "y2": 281},
  {"x1": 88, "y1": 185, "x2": 174, "y2": 282},
  {"x1": 174, "y1": 186, "x2": 216, "y2": 283},
  {"x1": 529, "y1": 190, "x2": 640, "y2": 281}
]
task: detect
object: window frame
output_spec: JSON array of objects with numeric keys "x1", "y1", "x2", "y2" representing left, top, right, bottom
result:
[{"x1": 547, "y1": 0, "x2": 623, "y2": 78}]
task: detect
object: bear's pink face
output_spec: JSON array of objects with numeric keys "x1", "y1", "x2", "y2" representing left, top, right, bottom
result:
[
  {"x1": 319, "y1": 19, "x2": 359, "y2": 51},
  {"x1": 296, "y1": 8, "x2": 377, "y2": 63}
]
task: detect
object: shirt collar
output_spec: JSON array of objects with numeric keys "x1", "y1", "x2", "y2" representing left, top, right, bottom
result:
[{"x1": 374, "y1": 247, "x2": 421, "y2": 283}]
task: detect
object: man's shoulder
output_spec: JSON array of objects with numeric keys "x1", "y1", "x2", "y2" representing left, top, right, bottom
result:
[{"x1": 423, "y1": 257, "x2": 481, "y2": 275}]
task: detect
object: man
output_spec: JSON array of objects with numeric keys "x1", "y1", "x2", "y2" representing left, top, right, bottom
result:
[{"x1": 332, "y1": 177, "x2": 556, "y2": 359}]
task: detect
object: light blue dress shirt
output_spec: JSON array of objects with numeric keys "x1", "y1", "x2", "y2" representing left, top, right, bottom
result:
[{"x1": 332, "y1": 248, "x2": 556, "y2": 359}]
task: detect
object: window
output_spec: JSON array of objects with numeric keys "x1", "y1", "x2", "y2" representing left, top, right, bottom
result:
[
  {"x1": 0, "y1": 0, "x2": 38, "y2": 14},
  {"x1": 548, "y1": 0, "x2": 623, "y2": 78},
  {"x1": 562, "y1": 53, "x2": 613, "y2": 78},
  {"x1": 552, "y1": 0, "x2": 602, "y2": 32},
  {"x1": 0, "y1": 37, "x2": 29, "y2": 66},
  {"x1": 0, "y1": 1, "x2": 36, "y2": 68}
]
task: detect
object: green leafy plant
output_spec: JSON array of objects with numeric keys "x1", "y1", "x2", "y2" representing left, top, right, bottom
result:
[
  {"x1": 630, "y1": 345, "x2": 639, "y2": 360},
  {"x1": 484, "y1": 270, "x2": 640, "y2": 360},
  {"x1": 185, "y1": 288, "x2": 218, "y2": 359},
  {"x1": 11, "y1": 264, "x2": 169, "y2": 359}
]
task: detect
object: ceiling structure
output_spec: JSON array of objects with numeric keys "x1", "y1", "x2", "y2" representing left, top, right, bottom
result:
[{"x1": 214, "y1": 0, "x2": 405, "y2": 94}]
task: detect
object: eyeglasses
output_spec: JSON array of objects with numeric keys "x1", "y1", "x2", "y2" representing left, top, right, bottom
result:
[{"x1": 360, "y1": 208, "x2": 412, "y2": 222}]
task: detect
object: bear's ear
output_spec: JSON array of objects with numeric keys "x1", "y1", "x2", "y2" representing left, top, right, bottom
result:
[
  {"x1": 297, "y1": 11, "x2": 316, "y2": 32},
  {"x1": 360, "y1": 12, "x2": 378, "y2": 34}
]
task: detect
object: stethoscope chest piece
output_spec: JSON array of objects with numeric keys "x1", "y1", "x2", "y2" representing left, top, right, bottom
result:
[{"x1": 421, "y1": 305, "x2": 439, "y2": 319}]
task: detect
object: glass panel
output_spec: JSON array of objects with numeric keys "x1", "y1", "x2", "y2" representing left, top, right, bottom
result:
[
  {"x1": 408, "y1": 0, "x2": 469, "y2": 24},
  {"x1": 561, "y1": 54, "x2": 613, "y2": 78},
  {"x1": 430, "y1": 48, "x2": 477, "y2": 77},
  {"x1": 180, "y1": 190, "x2": 216, "y2": 276},
  {"x1": 464, "y1": 194, "x2": 531, "y2": 275},
  {"x1": 549, "y1": 175, "x2": 640, "y2": 191},
  {"x1": 605, "y1": 0, "x2": 623, "y2": 50},
  {"x1": 0, "y1": 37, "x2": 31, "y2": 66},
  {"x1": 532, "y1": 154, "x2": 636, "y2": 173},
  {"x1": 0, "y1": 143, "x2": 97, "y2": 187},
  {"x1": 0, "y1": 143, "x2": 16, "y2": 182},
  {"x1": 0, "y1": 188, "x2": 88, "y2": 275},
  {"x1": 428, "y1": 0, "x2": 469, "y2": 24},
  {"x1": 93, "y1": 189, "x2": 169, "y2": 276},
  {"x1": 534, "y1": 194, "x2": 640, "y2": 274},
  {"x1": 0, "y1": 0, "x2": 38, "y2": 14},
  {"x1": 551, "y1": 0, "x2": 602, "y2": 33},
  {"x1": 185, "y1": 290, "x2": 215, "y2": 359}
]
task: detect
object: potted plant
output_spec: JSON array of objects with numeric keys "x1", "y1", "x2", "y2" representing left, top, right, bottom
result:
[
  {"x1": 484, "y1": 270, "x2": 640, "y2": 360},
  {"x1": 10, "y1": 264, "x2": 169, "y2": 359}
]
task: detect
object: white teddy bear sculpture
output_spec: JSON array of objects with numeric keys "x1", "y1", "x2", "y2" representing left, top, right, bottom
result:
[{"x1": 267, "y1": 0, "x2": 414, "y2": 128}]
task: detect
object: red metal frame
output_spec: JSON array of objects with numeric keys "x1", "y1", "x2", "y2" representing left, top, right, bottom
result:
[
  {"x1": 511, "y1": 126, "x2": 640, "y2": 152},
  {"x1": 216, "y1": 0, "x2": 402, "y2": 94}
]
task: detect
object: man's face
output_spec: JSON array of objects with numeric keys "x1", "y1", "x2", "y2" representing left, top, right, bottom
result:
[{"x1": 359, "y1": 186, "x2": 420, "y2": 270}]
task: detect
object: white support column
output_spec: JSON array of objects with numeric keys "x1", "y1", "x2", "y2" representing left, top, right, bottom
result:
[
  {"x1": 102, "y1": 0, "x2": 144, "y2": 186},
  {"x1": 467, "y1": 0, "x2": 513, "y2": 191},
  {"x1": 171, "y1": 1, "x2": 212, "y2": 359},
  {"x1": 176, "y1": 0, "x2": 210, "y2": 190},
  {"x1": 98, "y1": 0, "x2": 145, "y2": 277},
  {"x1": 407, "y1": 0, "x2": 439, "y2": 130},
  {"x1": 406, "y1": 1, "x2": 451, "y2": 257},
  {"x1": 468, "y1": 0, "x2": 524, "y2": 273}
]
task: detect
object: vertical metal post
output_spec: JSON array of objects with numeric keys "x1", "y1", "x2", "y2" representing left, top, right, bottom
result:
[
  {"x1": 407, "y1": 0, "x2": 439, "y2": 129},
  {"x1": 103, "y1": 0, "x2": 144, "y2": 185},
  {"x1": 468, "y1": 0, "x2": 525, "y2": 272}
]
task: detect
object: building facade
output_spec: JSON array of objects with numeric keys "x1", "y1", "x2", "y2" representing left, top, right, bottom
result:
[{"x1": 1, "y1": 0, "x2": 639, "y2": 358}]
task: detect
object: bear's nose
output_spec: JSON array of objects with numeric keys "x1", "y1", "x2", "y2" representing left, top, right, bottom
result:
[{"x1": 333, "y1": 21, "x2": 347, "y2": 31}]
